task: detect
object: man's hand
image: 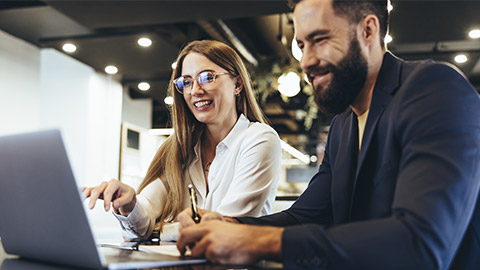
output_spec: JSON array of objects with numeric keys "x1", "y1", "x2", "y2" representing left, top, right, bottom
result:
[
  {"x1": 176, "y1": 220, "x2": 284, "y2": 265},
  {"x1": 177, "y1": 208, "x2": 232, "y2": 231}
]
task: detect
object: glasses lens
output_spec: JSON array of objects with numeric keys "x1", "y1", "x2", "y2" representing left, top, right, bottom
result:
[
  {"x1": 175, "y1": 77, "x2": 194, "y2": 93},
  {"x1": 174, "y1": 77, "x2": 185, "y2": 93},
  {"x1": 198, "y1": 71, "x2": 215, "y2": 86}
]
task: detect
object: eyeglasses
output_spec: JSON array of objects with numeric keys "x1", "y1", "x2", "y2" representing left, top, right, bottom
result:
[{"x1": 173, "y1": 71, "x2": 232, "y2": 94}]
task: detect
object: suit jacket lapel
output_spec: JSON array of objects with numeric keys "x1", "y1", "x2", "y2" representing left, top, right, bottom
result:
[
  {"x1": 332, "y1": 112, "x2": 358, "y2": 224},
  {"x1": 352, "y1": 52, "x2": 402, "y2": 194}
]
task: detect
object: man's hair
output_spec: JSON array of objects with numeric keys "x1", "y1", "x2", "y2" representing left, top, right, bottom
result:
[{"x1": 289, "y1": 0, "x2": 389, "y2": 48}]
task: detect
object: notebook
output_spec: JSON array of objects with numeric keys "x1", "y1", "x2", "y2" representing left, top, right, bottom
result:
[{"x1": 0, "y1": 130, "x2": 206, "y2": 269}]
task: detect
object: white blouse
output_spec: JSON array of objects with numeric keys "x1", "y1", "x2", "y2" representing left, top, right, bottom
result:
[{"x1": 114, "y1": 114, "x2": 281, "y2": 241}]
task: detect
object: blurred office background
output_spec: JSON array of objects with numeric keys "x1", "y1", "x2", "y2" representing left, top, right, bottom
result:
[{"x1": 1, "y1": 0, "x2": 479, "y2": 242}]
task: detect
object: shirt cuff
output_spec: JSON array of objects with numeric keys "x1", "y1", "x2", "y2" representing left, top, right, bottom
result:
[
  {"x1": 112, "y1": 198, "x2": 150, "y2": 240},
  {"x1": 160, "y1": 222, "x2": 180, "y2": 242}
]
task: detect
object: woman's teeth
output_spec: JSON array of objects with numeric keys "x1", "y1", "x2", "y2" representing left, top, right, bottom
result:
[{"x1": 194, "y1": 100, "x2": 212, "y2": 108}]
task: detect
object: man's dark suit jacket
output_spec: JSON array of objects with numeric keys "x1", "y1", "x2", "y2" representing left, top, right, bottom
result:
[{"x1": 238, "y1": 52, "x2": 480, "y2": 269}]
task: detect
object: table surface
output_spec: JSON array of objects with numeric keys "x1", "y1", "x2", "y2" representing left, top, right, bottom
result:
[{"x1": 0, "y1": 239, "x2": 283, "y2": 270}]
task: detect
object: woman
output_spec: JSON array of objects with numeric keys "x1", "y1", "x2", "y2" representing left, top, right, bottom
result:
[{"x1": 84, "y1": 40, "x2": 281, "y2": 241}]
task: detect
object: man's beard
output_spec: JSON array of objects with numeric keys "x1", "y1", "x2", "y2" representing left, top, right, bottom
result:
[{"x1": 308, "y1": 36, "x2": 368, "y2": 115}]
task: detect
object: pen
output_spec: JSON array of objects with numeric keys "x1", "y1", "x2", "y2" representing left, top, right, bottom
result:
[{"x1": 188, "y1": 184, "x2": 201, "y2": 223}]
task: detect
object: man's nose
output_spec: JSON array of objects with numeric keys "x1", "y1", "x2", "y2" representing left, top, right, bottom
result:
[{"x1": 300, "y1": 45, "x2": 319, "y2": 72}]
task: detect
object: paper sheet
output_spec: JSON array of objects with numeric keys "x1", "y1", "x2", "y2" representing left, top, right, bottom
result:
[{"x1": 139, "y1": 244, "x2": 192, "y2": 257}]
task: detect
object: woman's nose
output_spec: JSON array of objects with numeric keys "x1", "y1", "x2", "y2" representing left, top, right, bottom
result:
[{"x1": 190, "y1": 81, "x2": 205, "y2": 96}]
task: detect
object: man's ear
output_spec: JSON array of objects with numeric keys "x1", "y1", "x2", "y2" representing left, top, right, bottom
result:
[
  {"x1": 360, "y1": 14, "x2": 380, "y2": 47},
  {"x1": 234, "y1": 76, "x2": 243, "y2": 95}
]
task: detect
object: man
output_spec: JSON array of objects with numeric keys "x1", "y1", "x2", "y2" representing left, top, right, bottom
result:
[{"x1": 176, "y1": 0, "x2": 480, "y2": 269}]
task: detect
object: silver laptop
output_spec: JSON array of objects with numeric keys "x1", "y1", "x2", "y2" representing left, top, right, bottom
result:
[{"x1": 0, "y1": 130, "x2": 206, "y2": 269}]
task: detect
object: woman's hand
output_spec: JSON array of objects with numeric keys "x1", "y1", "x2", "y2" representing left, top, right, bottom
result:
[{"x1": 82, "y1": 179, "x2": 136, "y2": 216}]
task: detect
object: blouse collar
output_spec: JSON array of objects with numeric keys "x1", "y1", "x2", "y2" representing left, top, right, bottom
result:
[{"x1": 193, "y1": 114, "x2": 250, "y2": 157}]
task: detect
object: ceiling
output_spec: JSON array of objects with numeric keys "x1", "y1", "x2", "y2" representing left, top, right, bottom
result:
[{"x1": 1, "y1": 0, "x2": 479, "y2": 157}]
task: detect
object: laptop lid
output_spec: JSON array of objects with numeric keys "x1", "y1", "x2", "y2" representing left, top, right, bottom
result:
[
  {"x1": 0, "y1": 130, "x2": 206, "y2": 269},
  {"x1": 0, "y1": 130, "x2": 103, "y2": 269}
]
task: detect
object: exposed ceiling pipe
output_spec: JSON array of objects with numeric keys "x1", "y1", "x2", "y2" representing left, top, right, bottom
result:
[
  {"x1": 217, "y1": 19, "x2": 258, "y2": 66},
  {"x1": 196, "y1": 19, "x2": 228, "y2": 44},
  {"x1": 196, "y1": 19, "x2": 258, "y2": 66}
]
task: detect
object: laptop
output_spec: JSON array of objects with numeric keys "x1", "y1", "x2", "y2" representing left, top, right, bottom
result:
[{"x1": 0, "y1": 130, "x2": 206, "y2": 269}]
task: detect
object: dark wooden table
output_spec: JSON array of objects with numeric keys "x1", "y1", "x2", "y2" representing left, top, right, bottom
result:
[{"x1": 0, "y1": 239, "x2": 283, "y2": 270}]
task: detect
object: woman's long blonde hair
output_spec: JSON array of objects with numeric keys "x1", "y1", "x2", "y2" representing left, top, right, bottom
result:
[{"x1": 137, "y1": 40, "x2": 267, "y2": 230}]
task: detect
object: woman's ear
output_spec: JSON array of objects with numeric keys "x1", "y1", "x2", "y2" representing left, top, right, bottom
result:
[{"x1": 234, "y1": 76, "x2": 243, "y2": 95}]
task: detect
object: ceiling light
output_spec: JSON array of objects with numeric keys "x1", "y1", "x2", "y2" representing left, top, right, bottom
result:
[
  {"x1": 454, "y1": 54, "x2": 468, "y2": 64},
  {"x1": 138, "y1": 82, "x2": 150, "y2": 91},
  {"x1": 387, "y1": 0, "x2": 393, "y2": 12},
  {"x1": 385, "y1": 34, "x2": 393, "y2": 44},
  {"x1": 469, "y1": 29, "x2": 480, "y2": 39},
  {"x1": 105, "y1": 65, "x2": 118, "y2": 75},
  {"x1": 62, "y1": 43, "x2": 76, "y2": 53},
  {"x1": 310, "y1": 155, "x2": 318, "y2": 163},
  {"x1": 164, "y1": 96, "x2": 174, "y2": 105},
  {"x1": 171, "y1": 61, "x2": 177, "y2": 70},
  {"x1": 291, "y1": 38, "x2": 302, "y2": 62},
  {"x1": 295, "y1": 110, "x2": 307, "y2": 121},
  {"x1": 278, "y1": 72, "x2": 301, "y2": 97},
  {"x1": 137, "y1": 37, "x2": 152, "y2": 47}
]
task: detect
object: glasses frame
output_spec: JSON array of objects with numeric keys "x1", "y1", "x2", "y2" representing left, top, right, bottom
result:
[{"x1": 173, "y1": 70, "x2": 232, "y2": 94}]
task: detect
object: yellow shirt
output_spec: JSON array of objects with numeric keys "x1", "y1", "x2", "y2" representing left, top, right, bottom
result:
[{"x1": 357, "y1": 109, "x2": 370, "y2": 151}]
